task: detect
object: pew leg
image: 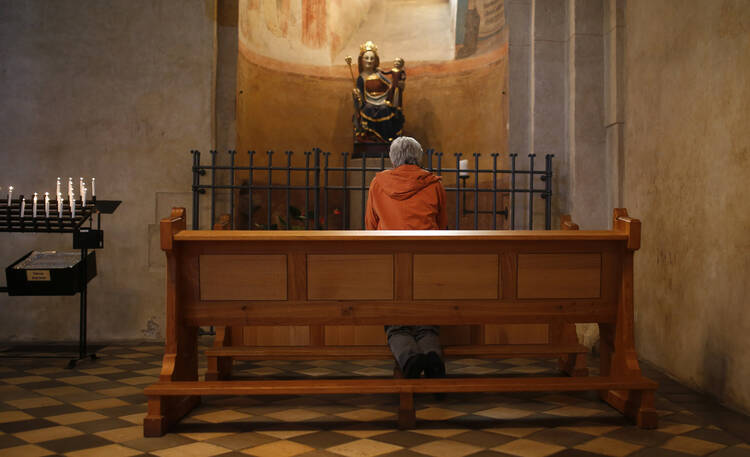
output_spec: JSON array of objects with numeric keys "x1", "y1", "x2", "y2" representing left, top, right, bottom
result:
[
  {"x1": 558, "y1": 353, "x2": 589, "y2": 377},
  {"x1": 206, "y1": 326, "x2": 233, "y2": 381},
  {"x1": 144, "y1": 395, "x2": 201, "y2": 437},
  {"x1": 600, "y1": 388, "x2": 658, "y2": 429},
  {"x1": 398, "y1": 392, "x2": 416, "y2": 429}
]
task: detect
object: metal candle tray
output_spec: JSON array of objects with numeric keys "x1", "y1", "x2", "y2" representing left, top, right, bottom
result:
[{"x1": 5, "y1": 250, "x2": 96, "y2": 296}]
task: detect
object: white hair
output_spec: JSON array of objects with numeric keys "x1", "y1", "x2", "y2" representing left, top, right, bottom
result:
[{"x1": 389, "y1": 136, "x2": 423, "y2": 167}]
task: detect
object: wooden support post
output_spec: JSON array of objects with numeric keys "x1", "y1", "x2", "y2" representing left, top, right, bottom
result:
[
  {"x1": 398, "y1": 391, "x2": 416, "y2": 429},
  {"x1": 206, "y1": 326, "x2": 233, "y2": 381}
]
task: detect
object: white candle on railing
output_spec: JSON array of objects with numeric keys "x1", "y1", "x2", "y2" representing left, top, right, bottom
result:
[
  {"x1": 79, "y1": 177, "x2": 84, "y2": 197},
  {"x1": 68, "y1": 177, "x2": 73, "y2": 198},
  {"x1": 91, "y1": 177, "x2": 95, "y2": 198},
  {"x1": 20, "y1": 197, "x2": 26, "y2": 217},
  {"x1": 460, "y1": 159, "x2": 469, "y2": 177},
  {"x1": 57, "y1": 193, "x2": 63, "y2": 218},
  {"x1": 32, "y1": 192, "x2": 38, "y2": 218},
  {"x1": 44, "y1": 192, "x2": 50, "y2": 218},
  {"x1": 70, "y1": 196, "x2": 75, "y2": 219},
  {"x1": 56, "y1": 177, "x2": 61, "y2": 196},
  {"x1": 82, "y1": 186, "x2": 87, "y2": 207},
  {"x1": 7, "y1": 186, "x2": 13, "y2": 206}
]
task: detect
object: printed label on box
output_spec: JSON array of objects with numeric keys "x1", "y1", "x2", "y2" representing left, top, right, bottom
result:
[{"x1": 26, "y1": 270, "x2": 51, "y2": 281}]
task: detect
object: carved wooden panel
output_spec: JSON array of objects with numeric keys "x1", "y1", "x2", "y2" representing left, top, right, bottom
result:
[
  {"x1": 199, "y1": 254, "x2": 287, "y2": 300},
  {"x1": 307, "y1": 254, "x2": 393, "y2": 300},
  {"x1": 413, "y1": 254, "x2": 499, "y2": 299},
  {"x1": 517, "y1": 253, "x2": 601, "y2": 298}
]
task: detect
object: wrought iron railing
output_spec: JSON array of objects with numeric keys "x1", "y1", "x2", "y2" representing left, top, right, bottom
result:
[{"x1": 191, "y1": 149, "x2": 554, "y2": 230}]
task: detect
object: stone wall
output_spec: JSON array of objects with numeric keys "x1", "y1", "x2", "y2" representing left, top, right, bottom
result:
[
  {"x1": 0, "y1": 0, "x2": 216, "y2": 342},
  {"x1": 623, "y1": 0, "x2": 750, "y2": 414}
]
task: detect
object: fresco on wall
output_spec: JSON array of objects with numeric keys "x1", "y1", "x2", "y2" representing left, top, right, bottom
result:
[
  {"x1": 455, "y1": 0, "x2": 506, "y2": 59},
  {"x1": 236, "y1": 0, "x2": 509, "y2": 179}
]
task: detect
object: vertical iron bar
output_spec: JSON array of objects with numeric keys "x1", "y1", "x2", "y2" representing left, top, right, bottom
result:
[
  {"x1": 342, "y1": 152, "x2": 348, "y2": 230},
  {"x1": 492, "y1": 153, "x2": 498, "y2": 229},
  {"x1": 210, "y1": 150, "x2": 217, "y2": 228},
  {"x1": 267, "y1": 150, "x2": 273, "y2": 228},
  {"x1": 79, "y1": 246, "x2": 87, "y2": 360},
  {"x1": 455, "y1": 153, "x2": 461, "y2": 230},
  {"x1": 510, "y1": 153, "x2": 517, "y2": 230},
  {"x1": 528, "y1": 153, "x2": 535, "y2": 230},
  {"x1": 286, "y1": 151, "x2": 292, "y2": 230},
  {"x1": 436, "y1": 152, "x2": 443, "y2": 175},
  {"x1": 427, "y1": 149, "x2": 433, "y2": 172},
  {"x1": 544, "y1": 154, "x2": 554, "y2": 230},
  {"x1": 473, "y1": 153, "x2": 479, "y2": 230},
  {"x1": 323, "y1": 152, "x2": 329, "y2": 229},
  {"x1": 304, "y1": 151, "x2": 310, "y2": 229},
  {"x1": 361, "y1": 151, "x2": 367, "y2": 229},
  {"x1": 314, "y1": 149, "x2": 320, "y2": 229},
  {"x1": 191, "y1": 150, "x2": 200, "y2": 229},
  {"x1": 229, "y1": 150, "x2": 236, "y2": 229},
  {"x1": 248, "y1": 150, "x2": 254, "y2": 229}
]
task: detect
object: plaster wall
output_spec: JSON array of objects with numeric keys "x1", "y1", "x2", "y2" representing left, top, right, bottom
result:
[
  {"x1": 0, "y1": 1, "x2": 215, "y2": 342},
  {"x1": 623, "y1": 0, "x2": 750, "y2": 413}
]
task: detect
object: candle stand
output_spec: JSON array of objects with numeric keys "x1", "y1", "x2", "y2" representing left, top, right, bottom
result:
[{"x1": 0, "y1": 197, "x2": 120, "y2": 368}]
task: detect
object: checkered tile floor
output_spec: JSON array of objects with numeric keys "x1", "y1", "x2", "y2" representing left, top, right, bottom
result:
[{"x1": 0, "y1": 343, "x2": 748, "y2": 457}]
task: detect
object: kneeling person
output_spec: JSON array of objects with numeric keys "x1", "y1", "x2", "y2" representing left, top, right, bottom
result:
[{"x1": 365, "y1": 136, "x2": 447, "y2": 378}]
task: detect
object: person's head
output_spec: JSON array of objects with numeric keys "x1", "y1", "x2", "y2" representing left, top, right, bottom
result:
[
  {"x1": 389, "y1": 136, "x2": 423, "y2": 167},
  {"x1": 358, "y1": 41, "x2": 380, "y2": 73}
]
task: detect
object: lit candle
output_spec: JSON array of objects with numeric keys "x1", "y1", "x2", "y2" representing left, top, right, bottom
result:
[
  {"x1": 44, "y1": 192, "x2": 50, "y2": 218},
  {"x1": 20, "y1": 197, "x2": 26, "y2": 217},
  {"x1": 459, "y1": 159, "x2": 469, "y2": 177},
  {"x1": 70, "y1": 196, "x2": 75, "y2": 219},
  {"x1": 56, "y1": 177, "x2": 61, "y2": 196},
  {"x1": 82, "y1": 186, "x2": 87, "y2": 207},
  {"x1": 79, "y1": 177, "x2": 84, "y2": 197},
  {"x1": 57, "y1": 193, "x2": 63, "y2": 218},
  {"x1": 91, "y1": 178, "x2": 95, "y2": 198},
  {"x1": 32, "y1": 192, "x2": 38, "y2": 218},
  {"x1": 7, "y1": 186, "x2": 12, "y2": 206},
  {"x1": 68, "y1": 177, "x2": 73, "y2": 198}
]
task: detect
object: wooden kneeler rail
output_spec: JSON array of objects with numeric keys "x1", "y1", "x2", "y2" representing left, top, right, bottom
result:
[{"x1": 144, "y1": 208, "x2": 657, "y2": 436}]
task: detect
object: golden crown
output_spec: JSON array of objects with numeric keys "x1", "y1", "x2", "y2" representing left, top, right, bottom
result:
[{"x1": 359, "y1": 41, "x2": 378, "y2": 54}]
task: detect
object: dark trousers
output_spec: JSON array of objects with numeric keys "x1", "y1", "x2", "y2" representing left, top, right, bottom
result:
[{"x1": 385, "y1": 325, "x2": 442, "y2": 370}]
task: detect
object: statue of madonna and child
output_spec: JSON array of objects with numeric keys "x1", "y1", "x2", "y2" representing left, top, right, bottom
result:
[{"x1": 346, "y1": 41, "x2": 406, "y2": 145}]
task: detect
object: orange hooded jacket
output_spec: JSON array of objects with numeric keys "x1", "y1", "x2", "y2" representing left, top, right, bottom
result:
[{"x1": 365, "y1": 164, "x2": 448, "y2": 230}]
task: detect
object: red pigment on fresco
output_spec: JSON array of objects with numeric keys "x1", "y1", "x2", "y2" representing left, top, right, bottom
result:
[{"x1": 302, "y1": 0, "x2": 326, "y2": 48}]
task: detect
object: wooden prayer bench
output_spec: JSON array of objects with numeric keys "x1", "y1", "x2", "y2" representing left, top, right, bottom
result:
[{"x1": 144, "y1": 208, "x2": 657, "y2": 436}]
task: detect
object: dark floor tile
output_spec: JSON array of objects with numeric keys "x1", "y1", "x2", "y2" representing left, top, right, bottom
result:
[
  {"x1": 0, "y1": 418, "x2": 57, "y2": 433},
  {"x1": 711, "y1": 446, "x2": 750, "y2": 457},
  {"x1": 19, "y1": 381, "x2": 68, "y2": 390},
  {"x1": 527, "y1": 428, "x2": 594, "y2": 447},
  {"x1": 23, "y1": 404, "x2": 83, "y2": 418},
  {"x1": 288, "y1": 430, "x2": 356, "y2": 448},
  {"x1": 121, "y1": 434, "x2": 195, "y2": 452},
  {"x1": 603, "y1": 427, "x2": 673, "y2": 447},
  {"x1": 96, "y1": 404, "x2": 144, "y2": 418},
  {"x1": 204, "y1": 431, "x2": 276, "y2": 450},
  {"x1": 70, "y1": 417, "x2": 135, "y2": 434},
  {"x1": 118, "y1": 394, "x2": 148, "y2": 404},
  {"x1": 684, "y1": 428, "x2": 744, "y2": 446},
  {"x1": 629, "y1": 447, "x2": 694, "y2": 457},
  {"x1": 365, "y1": 431, "x2": 435, "y2": 448},
  {"x1": 451, "y1": 429, "x2": 517, "y2": 448},
  {"x1": 378, "y1": 450, "x2": 430, "y2": 457},
  {"x1": 550, "y1": 450, "x2": 611, "y2": 457},
  {"x1": 0, "y1": 433, "x2": 27, "y2": 449},
  {"x1": 38, "y1": 434, "x2": 111, "y2": 454}
]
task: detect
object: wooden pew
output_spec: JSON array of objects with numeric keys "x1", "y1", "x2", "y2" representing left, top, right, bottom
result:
[
  {"x1": 144, "y1": 207, "x2": 657, "y2": 436},
  {"x1": 204, "y1": 214, "x2": 589, "y2": 381}
]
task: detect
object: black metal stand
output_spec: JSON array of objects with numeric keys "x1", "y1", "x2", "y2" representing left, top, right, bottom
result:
[{"x1": 0, "y1": 198, "x2": 120, "y2": 368}]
